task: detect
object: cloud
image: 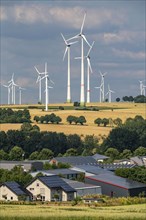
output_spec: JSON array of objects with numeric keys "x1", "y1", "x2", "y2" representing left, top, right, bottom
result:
[
  {"x1": 103, "y1": 30, "x2": 145, "y2": 45},
  {"x1": 1, "y1": 4, "x2": 126, "y2": 29},
  {"x1": 112, "y1": 48, "x2": 145, "y2": 60}
]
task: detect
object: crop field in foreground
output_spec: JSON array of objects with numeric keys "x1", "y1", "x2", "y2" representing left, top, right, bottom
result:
[
  {"x1": 0, "y1": 204, "x2": 146, "y2": 220},
  {"x1": 0, "y1": 103, "x2": 146, "y2": 138}
]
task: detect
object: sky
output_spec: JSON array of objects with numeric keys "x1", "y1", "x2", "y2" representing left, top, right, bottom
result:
[{"x1": 0, "y1": 0, "x2": 146, "y2": 104}]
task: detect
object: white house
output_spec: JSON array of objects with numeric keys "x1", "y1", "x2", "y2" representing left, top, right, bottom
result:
[
  {"x1": 26, "y1": 175, "x2": 76, "y2": 202},
  {"x1": 0, "y1": 181, "x2": 31, "y2": 201}
]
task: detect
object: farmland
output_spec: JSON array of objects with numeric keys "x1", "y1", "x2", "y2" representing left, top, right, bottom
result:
[
  {"x1": 0, "y1": 203, "x2": 146, "y2": 220},
  {"x1": 0, "y1": 102, "x2": 146, "y2": 138}
]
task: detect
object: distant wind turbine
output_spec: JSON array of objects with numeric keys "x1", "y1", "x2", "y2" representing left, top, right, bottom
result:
[
  {"x1": 61, "y1": 33, "x2": 78, "y2": 103},
  {"x1": 40, "y1": 62, "x2": 54, "y2": 111},
  {"x1": 19, "y1": 87, "x2": 26, "y2": 105},
  {"x1": 3, "y1": 84, "x2": 11, "y2": 104},
  {"x1": 106, "y1": 84, "x2": 115, "y2": 103},
  {"x1": 34, "y1": 66, "x2": 46, "y2": 103}
]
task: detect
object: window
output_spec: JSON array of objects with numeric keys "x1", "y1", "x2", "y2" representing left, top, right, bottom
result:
[
  {"x1": 29, "y1": 188, "x2": 34, "y2": 191},
  {"x1": 36, "y1": 183, "x2": 39, "y2": 187},
  {"x1": 11, "y1": 197, "x2": 13, "y2": 200}
]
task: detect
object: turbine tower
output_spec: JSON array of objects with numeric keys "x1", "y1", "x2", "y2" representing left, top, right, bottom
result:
[
  {"x1": 106, "y1": 84, "x2": 115, "y2": 103},
  {"x1": 67, "y1": 12, "x2": 91, "y2": 106},
  {"x1": 86, "y1": 41, "x2": 94, "y2": 103},
  {"x1": 61, "y1": 33, "x2": 77, "y2": 103},
  {"x1": 19, "y1": 87, "x2": 26, "y2": 105},
  {"x1": 95, "y1": 83, "x2": 103, "y2": 103},
  {"x1": 8, "y1": 73, "x2": 18, "y2": 105},
  {"x1": 41, "y1": 63, "x2": 54, "y2": 111},
  {"x1": 3, "y1": 84, "x2": 11, "y2": 105},
  {"x1": 34, "y1": 66, "x2": 45, "y2": 103},
  {"x1": 139, "y1": 80, "x2": 143, "y2": 95},
  {"x1": 99, "y1": 71, "x2": 107, "y2": 102}
]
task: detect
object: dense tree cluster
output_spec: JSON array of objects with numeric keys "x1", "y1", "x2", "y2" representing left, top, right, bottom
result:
[
  {"x1": 0, "y1": 120, "x2": 100, "y2": 159},
  {"x1": 115, "y1": 166, "x2": 146, "y2": 184},
  {"x1": 67, "y1": 115, "x2": 86, "y2": 125},
  {"x1": 94, "y1": 118, "x2": 109, "y2": 127},
  {"x1": 34, "y1": 113, "x2": 62, "y2": 124},
  {"x1": 102, "y1": 115, "x2": 146, "y2": 152},
  {"x1": 122, "y1": 95, "x2": 146, "y2": 103},
  {"x1": 0, "y1": 166, "x2": 32, "y2": 185},
  {"x1": 0, "y1": 108, "x2": 31, "y2": 123}
]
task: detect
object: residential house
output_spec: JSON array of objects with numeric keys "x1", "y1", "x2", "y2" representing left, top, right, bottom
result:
[
  {"x1": 0, "y1": 181, "x2": 31, "y2": 201},
  {"x1": 26, "y1": 175, "x2": 76, "y2": 201}
]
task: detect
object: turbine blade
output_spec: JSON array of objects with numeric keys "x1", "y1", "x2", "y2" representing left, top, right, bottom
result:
[
  {"x1": 45, "y1": 62, "x2": 47, "y2": 74},
  {"x1": 88, "y1": 58, "x2": 92, "y2": 73},
  {"x1": 80, "y1": 12, "x2": 86, "y2": 34},
  {"x1": 50, "y1": 79, "x2": 54, "y2": 85},
  {"x1": 63, "y1": 47, "x2": 68, "y2": 61},
  {"x1": 61, "y1": 33, "x2": 67, "y2": 45},
  {"x1": 82, "y1": 34, "x2": 91, "y2": 47},
  {"x1": 34, "y1": 66, "x2": 40, "y2": 74},
  {"x1": 75, "y1": 56, "x2": 81, "y2": 59},
  {"x1": 69, "y1": 41, "x2": 78, "y2": 45},
  {"x1": 67, "y1": 35, "x2": 79, "y2": 41},
  {"x1": 87, "y1": 41, "x2": 95, "y2": 57}
]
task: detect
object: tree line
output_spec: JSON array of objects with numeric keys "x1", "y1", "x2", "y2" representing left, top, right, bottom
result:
[
  {"x1": 0, "y1": 108, "x2": 31, "y2": 123},
  {"x1": 115, "y1": 166, "x2": 146, "y2": 184},
  {"x1": 102, "y1": 115, "x2": 146, "y2": 152}
]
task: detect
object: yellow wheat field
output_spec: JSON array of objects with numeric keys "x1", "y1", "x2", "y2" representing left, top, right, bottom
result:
[{"x1": 0, "y1": 102, "x2": 146, "y2": 137}]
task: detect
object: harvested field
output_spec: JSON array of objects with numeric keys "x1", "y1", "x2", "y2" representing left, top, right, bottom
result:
[{"x1": 0, "y1": 102, "x2": 145, "y2": 137}]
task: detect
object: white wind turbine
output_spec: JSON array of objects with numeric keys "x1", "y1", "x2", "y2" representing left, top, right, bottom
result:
[
  {"x1": 142, "y1": 85, "x2": 146, "y2": 96},
  {"x1": 95, "y1": 82, "x2": 103, "y2": 103},
  {"x1": 34, "y1": 66, "x2": 46, "y2": 103},
  {"x1": 67, "y1": 12, "x2": 91, "y2": 106},
  {"x1": 8, "y1": 73, "x2": 18, "y2": 105},
  {"x1": 106, "y1": 84, "x2": 115, "y2": 103},
  {"x1": 3, "y1": 84, "x2": 11, "y2": 105},
  {"x1": 41, "y1": 62, "x2": 54, "y2": 111},
  {"x1": 86, "y1": 41, "x2": 94, "y2": 103},
  {"x1": 19, "y1": 87, "x2": 26, "y2": 105},
  {"x1": 139, "y1": 80, "x2": 143, "y2": 95},
  {"x1": 61, "y1": 33, "x2": 78, "y2": 103},
  {"x1": 99, "y1": 71, "x2": 107, "y2": 102}
]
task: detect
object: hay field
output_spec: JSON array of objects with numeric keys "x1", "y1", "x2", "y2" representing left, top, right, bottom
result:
[
  {"x1": 0, "y1": 204, "x2": 146, "y2": 220},
  {"x1": 0, "y1": 102, "x2": 145, "y2": 137}
]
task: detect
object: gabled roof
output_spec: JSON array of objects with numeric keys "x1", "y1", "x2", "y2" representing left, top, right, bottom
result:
[
  {"x1": 34, "y1": 176, "x2": 76, "y2": 193},
  {"x1": 53, "y1": 156, "x2": 98, "y2": 166},
  {"x1": 1, "y1": 181, "x2": 29, "y2": 196},
  {"x1": 130, "y1": 156, "x2": 146, "y2": 166},
  {"x1": 92, "y1": 153, "x2": 109, "y2": 160},
  {"x1": 86, "y1": 173, "x2": 146, "y2": 190},
  {"x1": 63, "y1": 178, "x2": 101, "y2": 190}
]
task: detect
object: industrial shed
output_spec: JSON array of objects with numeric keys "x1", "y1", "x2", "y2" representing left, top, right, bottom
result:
[
  {"x1": 85, "y1": 174, "x2": 146, "y2": 197},
  {"x1": 0, "y1": 160, "x2": 43, "y2": 171},
  {"x1": 30, "y1": 168, "x2": 83, "y2": 180},
  {"x1": 63, "y1": 178, "x2": 101, "y2": 196}
]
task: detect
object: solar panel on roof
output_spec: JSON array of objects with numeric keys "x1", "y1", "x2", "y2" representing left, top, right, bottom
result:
[
  {"x1": 38, "y1": 176, "x2": 76, "y2": 192},
  {"x1": 5, "y1": 182, "x2": 27, "y2": 195}
]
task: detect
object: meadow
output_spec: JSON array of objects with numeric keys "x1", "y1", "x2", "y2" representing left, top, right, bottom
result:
[
  {"x1": 0, "y1": 102, "x2": 146, "y2": 138},
  {"x1": 0, "y1": 203, "x2": 146, "y2": 220}
]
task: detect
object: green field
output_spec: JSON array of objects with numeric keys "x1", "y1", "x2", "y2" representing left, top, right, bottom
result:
[{"x1": 0, "y1": 204, "x2": 146, "y2": 220}]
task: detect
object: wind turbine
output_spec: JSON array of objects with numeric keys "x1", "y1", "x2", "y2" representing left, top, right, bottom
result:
[
  {"x1": 3, "y1": 84, "x2": 11, "y2": 104},
  {"x1": 99, "y1": 71, "x2": 107, "y2": 102},
  {"x1": 61, "y1": 33, "x2": 78, "y2": 103},
  {"x1": 86, "y1": 41, "x2": 94, "y2": 103},
  {"x1": 106, "y1": 84, "x2": 115, "y2": 103},
  {"x1": 34, "y1": 66, "x2": 45, "y2": 103},
  {"x1": 8, "y1": 73, "x2": 18, "y2": 104},
  {"x1": 41, "y1": 62, "x2": 54, "y2": 111},
  {"x1": 67, "y1": 12, "x2": 91, "y2": 106},
  {"x1": 95, "y1": 83, "x2": 103, "y2": 103},
  {"x1": 19, "y1": 87, "x2": 26, "y2": 105},
  {"x1": 139, "y1": 80, "x2": 143, "y2": 95},
  {"x1": 142, "y1": 85, "x2": 146, "y2": 96}
]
